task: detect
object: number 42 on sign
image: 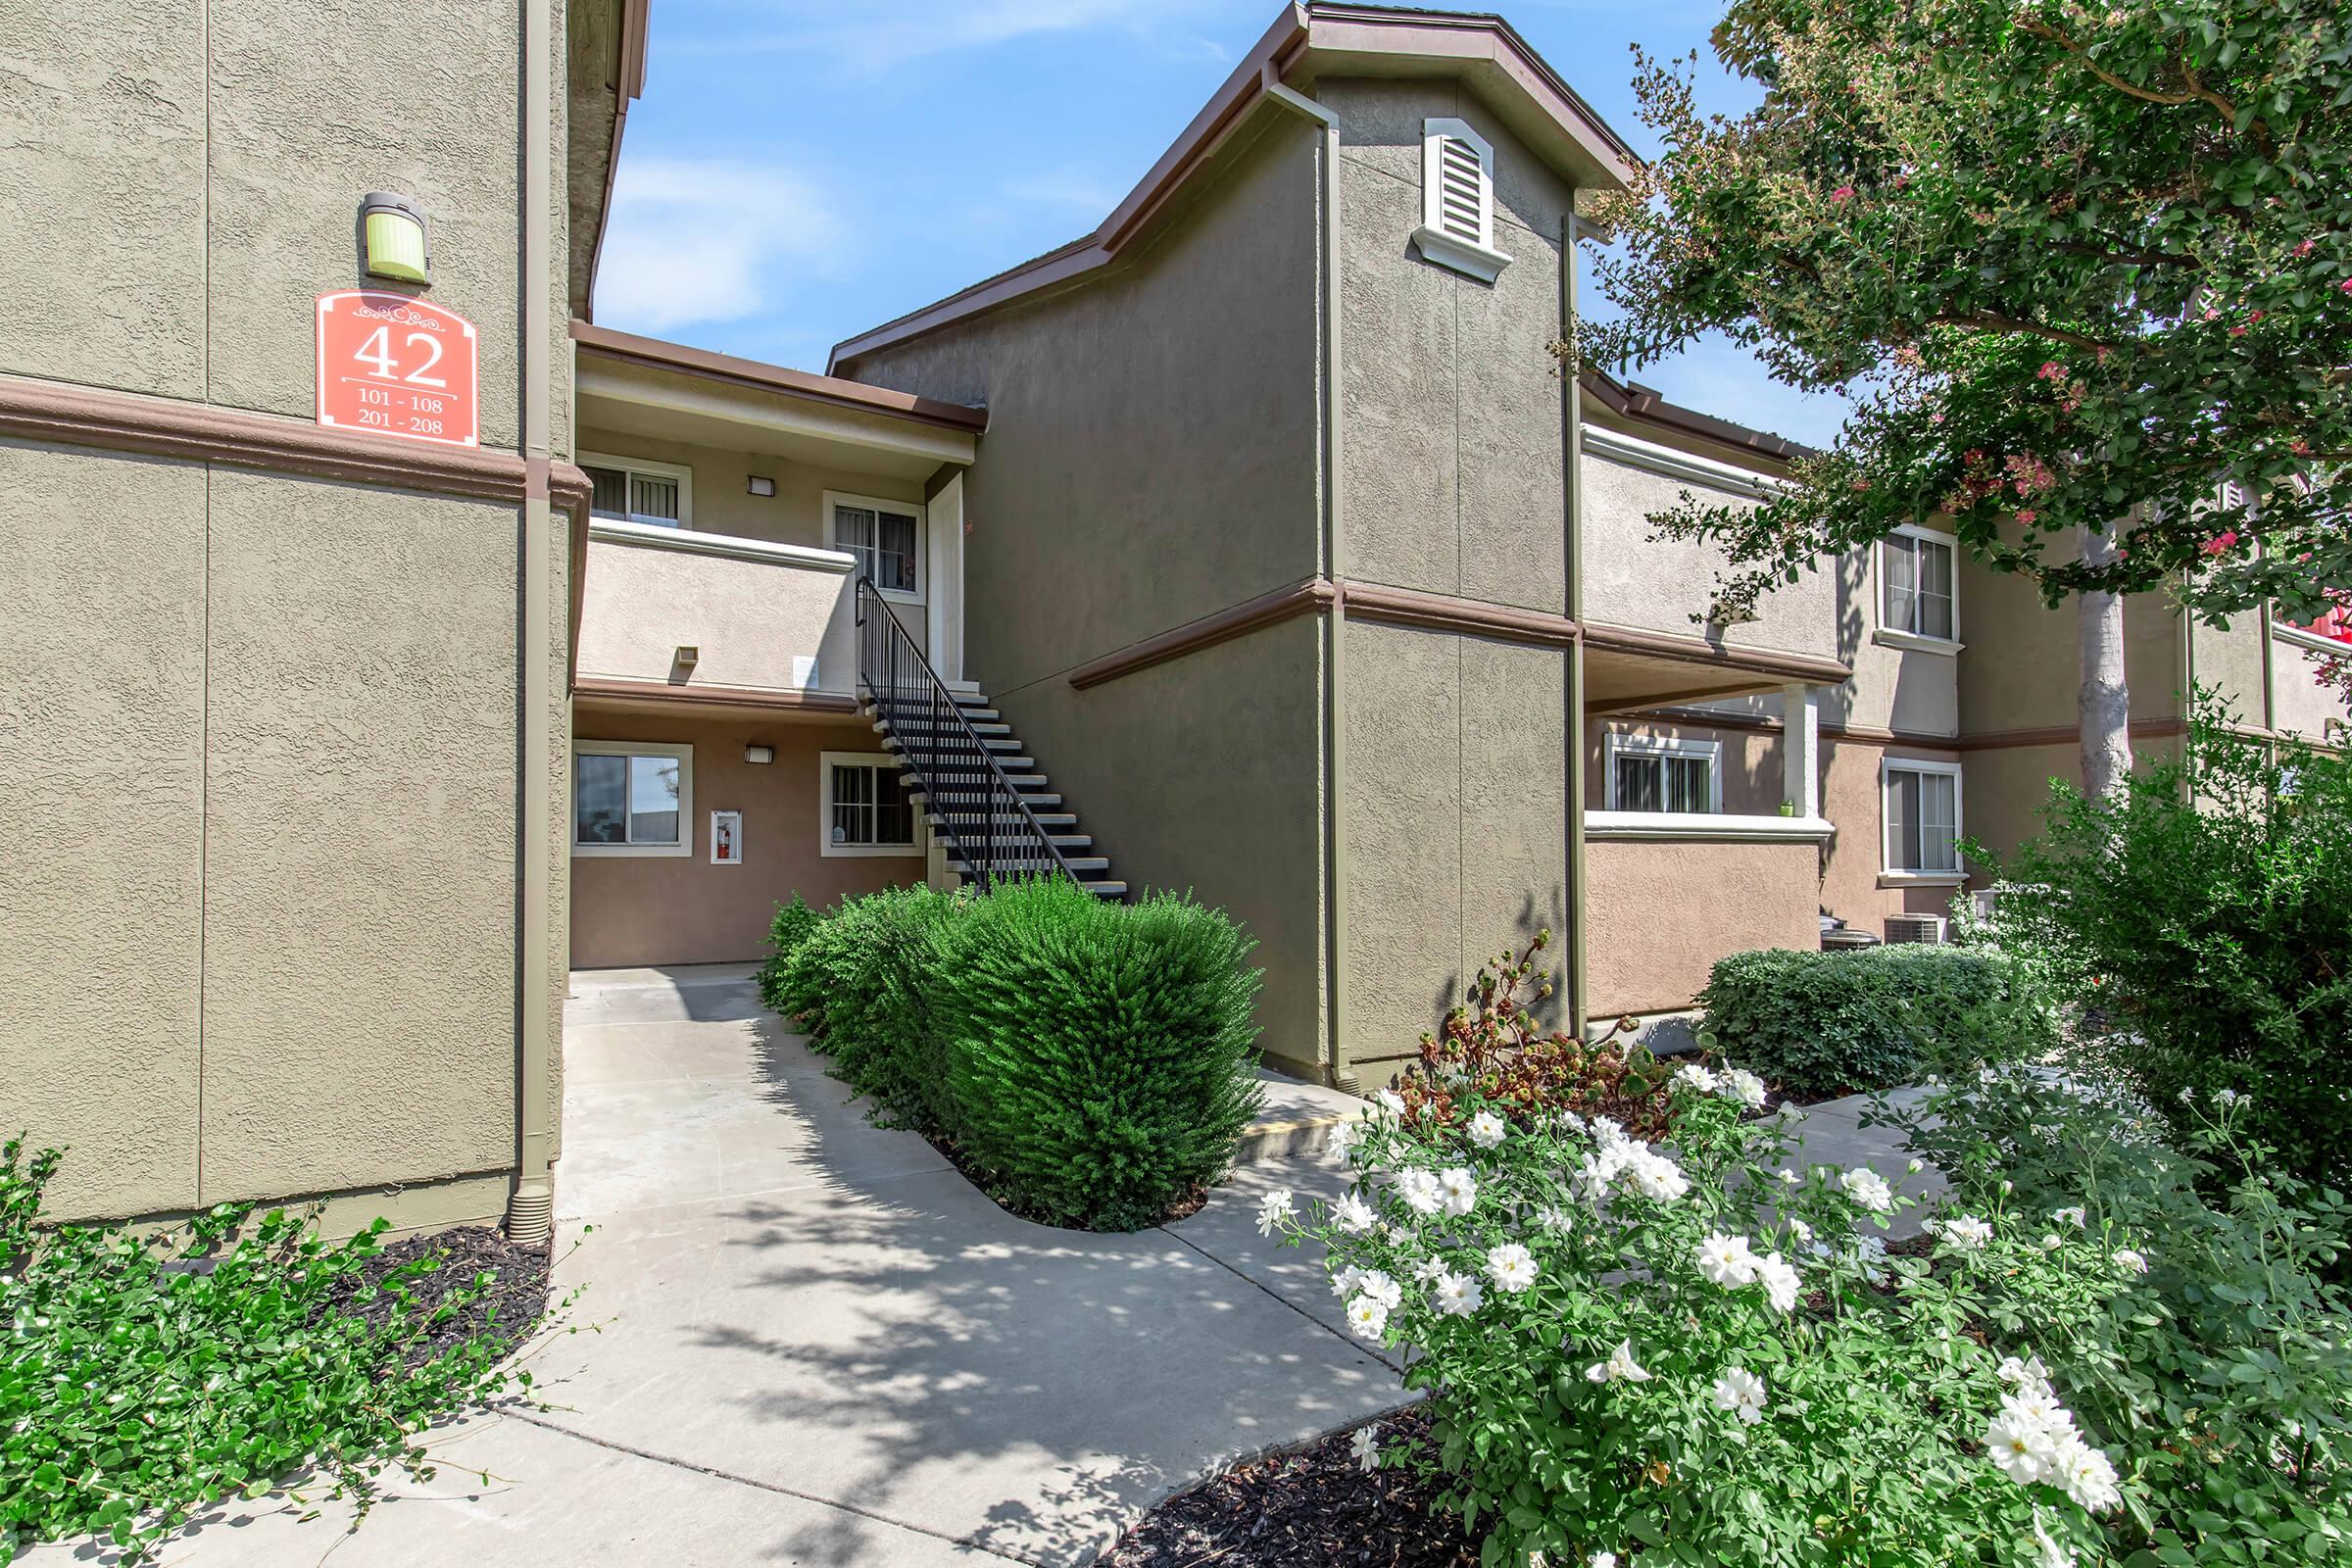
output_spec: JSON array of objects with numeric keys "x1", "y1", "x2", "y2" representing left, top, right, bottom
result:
[{"x1": 316, "y1": 290, "x2": 479, "y2": 448}]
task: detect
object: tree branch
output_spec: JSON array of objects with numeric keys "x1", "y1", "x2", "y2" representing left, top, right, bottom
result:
[
  {"x1": 1930, "y1": 313, "x2": 2119, "y2": 350},
  {"x1": 2018, "y1": 21, "x2": 2264, "y2": 142}
]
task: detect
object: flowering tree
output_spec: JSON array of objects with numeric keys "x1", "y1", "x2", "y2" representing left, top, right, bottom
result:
[{"x1": 1579, "y1": 0, "x2": 2352, "y2": 646}]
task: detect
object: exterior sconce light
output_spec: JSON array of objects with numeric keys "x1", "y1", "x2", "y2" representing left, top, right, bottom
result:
[
  {"x1": 673, "y1": 645, "x2": 700, "y2": 669},
  {"x1": 359, "y1": 192, "x2": 430, "y2": 286},
  {"x1": 744, "y1": 744, "x2": 775, "y2": 765},
  {"x1": 747, "y1": 475, "x2": 776, "y2": 497}
]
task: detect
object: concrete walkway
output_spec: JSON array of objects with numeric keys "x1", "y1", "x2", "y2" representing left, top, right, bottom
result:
[{"x1": 35, "y1": 965, "x2": 1402, "y2": 1567}]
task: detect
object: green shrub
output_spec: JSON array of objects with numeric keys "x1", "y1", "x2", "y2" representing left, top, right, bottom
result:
[
  {"x1": 1697, "y1": 943, "x2": 2051, "y2": 1099},
  {"x1": 1870, "y1": 1065, "x2": 2352, "y2": 1561},
  {"x1": 754, "y1": 894, "x2": 822, "y2": 1014},
  {"x1": 935, "y1": 879, "x2": 1265, "y2": 1230},
  {"x1": 0, "y1": 1141, "x2": 556, "y2": 1562},
  {"x1": 1987, "y1": 702, "x2": 2352, "y2": 1186},
  {"x1": 771, "y1": 885, "x2": 960, "y2": 1127}
]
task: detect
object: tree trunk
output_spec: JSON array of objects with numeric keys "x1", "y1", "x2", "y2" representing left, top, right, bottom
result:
[{"x1": 2079, "y1": 524, "x2": 2132, "y2": 802}]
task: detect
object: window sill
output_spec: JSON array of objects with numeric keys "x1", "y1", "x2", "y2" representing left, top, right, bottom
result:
[
  {"x1": 1879, "y1": 870, "x2": 1966, "y2": 887},
  {"x1": 820, "y1": 842, "x2": 926, "y2": 859},
  {"x1": 572, "y1": 841, "x2": 691, "y2": 858},
  {"x1": 1872, "y1": 628, "x2": 1963, "y2": 656},
  {"x1": 1586, "y1": 810, "x2": 1836, "y2": 843},
  {"x1": 1410, "y1": 224, "x2": 1511, "y2": 284}
]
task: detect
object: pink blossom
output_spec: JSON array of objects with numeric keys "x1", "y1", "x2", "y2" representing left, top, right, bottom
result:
[
  {"x1": 2203, "y1": 531, "x2": 2239, "y2": 558},
  {"x1": 2340, "y1": 278, "x2": 2352, "y2": 295},
  {"x1": 1849, "y1": 477, "x2": 1872, "y2": 492},
  {"x1": 2295, "y1": 239, "x2": 2318, "y2": 259},
  {"x1": 1832, "y1": 184, "x2": 1855, "y2": 204},
  {"x1": 2015, "y1": 509, "x2": 2037, "y2": 525},
  {"x1": 2094, "y1": 346, "x2": 2112, "y2": 364},
  {"x1": 1931, "y1": 411, "x2": 1945, "y2": 424},
  {"x1": 2203, "y1": 307, "x2": 2222, "y2": 320},
  {"x1": 2291, "y1": 438, "x2": 2313, "y2": 456},
  {"x1": 2230, "y1": 325, "x2": 2247, "y2": 337},
  {"x1": 2036, "y1": 362, "x2": 2065, "y2": 380}
]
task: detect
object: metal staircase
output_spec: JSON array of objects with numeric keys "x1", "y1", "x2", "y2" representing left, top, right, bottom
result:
[{"x1": 855, "y1": 578, "x2": 1126, "y2": 900}]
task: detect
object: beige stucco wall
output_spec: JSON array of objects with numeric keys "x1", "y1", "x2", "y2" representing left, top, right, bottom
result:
[
  {"x1": 1957, "y1": 548, "x2": 2186, "y2": 734},
  {"x1": 2273, "y1": 632, "x2": 2351, "y2": 739},
  {"x1": 1817, "y1": 737, "x2": 1969, "y2": 935},
  {"x1": 568, "y1": 713, "x2": 924, "y2": 969},
  {"x1": 575, "y1": 425, "x2": 929, "y2": 555},
  {"x1": 1585, "y1": 838, "x2": 1821, "y2": 1017},
  {"x1": 0, "y1": 0, "x2": 570, "y2": 1227},
  {"x1": 575, "y1": 538, "x2": 858, "y2": 696}
]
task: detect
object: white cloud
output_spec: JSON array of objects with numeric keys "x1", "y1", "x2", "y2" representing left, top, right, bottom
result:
[{"x1": 593, "y1": 156, "x2": 844, "y2": 335}]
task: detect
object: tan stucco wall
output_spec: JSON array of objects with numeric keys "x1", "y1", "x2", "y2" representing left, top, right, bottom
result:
[
  {"x1": 1585, "y1": 837, "x2": 1822, "y2": 1017},
  {"x1": 575, "y1": 425, "x2": 928, "y2": 555},
  {"x1": 1817, "y1": 737, "x2": 1968, "y2": 935},
  {"x1": 575, "y1": 538, "x2": 858, "y2": 696},
  {"x1": 567, "y1": 713, "x2": 924, "y2": 969},
  {"x1": 1957, "y1": 549, "x2": 2186, "y2": 734},
  {"x1": 2273, "y1": 633, "x2": 2352, "y2": 739},
  {"x1": 1, "y1": 0, "x2": 570, "y2": 1228}
]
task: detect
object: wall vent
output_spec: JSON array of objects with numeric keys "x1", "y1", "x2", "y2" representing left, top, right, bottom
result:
[{"x1": 1885, "y1": 912, "x2": 1946, "y2": 945}]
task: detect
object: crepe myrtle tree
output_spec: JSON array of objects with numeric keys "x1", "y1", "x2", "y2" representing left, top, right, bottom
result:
[{"x1": 1573, "y1": 0, "x2": 2352, "y2": 737}]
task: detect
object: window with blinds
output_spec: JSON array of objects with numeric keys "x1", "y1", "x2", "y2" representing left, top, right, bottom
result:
[
  {"x1": 1882, "y1": 530, "x2": 1956, "y2": 640},
  {"x1": 833, "y1": 502, "x2": 921, "y2": 596},
  {"x1": 1886, "y1": 763, "x2": 1962, "y2": 872},
  {"x1": 582, "y1": 455, "x2": 688, "y2": 528}
]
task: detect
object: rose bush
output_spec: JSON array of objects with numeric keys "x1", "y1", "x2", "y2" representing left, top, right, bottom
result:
[{"x1": 1261, "y1": 949, "x2": 2165, "y2": 1566}]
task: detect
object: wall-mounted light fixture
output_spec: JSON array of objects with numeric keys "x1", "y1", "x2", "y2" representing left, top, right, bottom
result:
[
  {"x1": 673, "y1": 645, "x2": 700, "y2": 669},
  {"x1": 744, "y1": 744, "x2": 774, "y2": 765},
  {"x1": 359, "y1": 192, "x2": 430, "y2": 286},
  {"x1": 747, "y1": 475, "x2": 776, "y2": 498}
]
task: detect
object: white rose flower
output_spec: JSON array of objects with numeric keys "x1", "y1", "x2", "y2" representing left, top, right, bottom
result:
[
  {"x1": 1354, "y1": 1269, "x2": 1402, "y2": 1307},
  {"x1": 2113, "y1": 1248, "x2": 2149, "y2": 1275},
  {"x1": 2052, "y1": 1205, "x2": 2085, "y2": 1229},
  {"x1": 1332, "y1": 1192, "x2": 1377, "y2": 1233},
  {"x1": 1485, "y1": 1243, "x2": 1539, "y2": 1293},
  {"x1": 1324, "y1": 1121, "x2": 1356, "y2": 1162},
  {"x1": 1349, "y1": 1423, "x2": 1381, "y2": 1472},
  {"x1": 1672, "y1": 1061, "x2": 1720, "y2": 1094},
  {"x1": 2051, "y1": 1436, "x2": 2121, "y2": 1512},
  {"x1": 2039, "y1": 1233, "x2": 2064, "y2": 1251},
  {"x1": 2215, "y1": 1087, "x2": 2241, "y2": 1106},
  {"x1": 1532, "y1": 1203, "x2": 1575, "y2": 1235},
  {"x1": 1432, "y1": 1269, "x2": 1484, "y2": 1317},
  {"x1": 1755, "y1": 1250, "x2": 1802, "y2": 1312},
  {"x1": 1789, "y1": 1219, "x2": 1813, "y2": 1245},
  {"x1": 1396, "y1": 1168, "x2": 1445, "y2": 1216},
  {"x1": 1710, "y1": 1365, "x2": 1768, "y2": 1425},
  {"x1": 1984, "y1": 1407, "x2": 2060, "y2": 1485},
  {"x1": 1255, "y1": 1188, "x2": 1296, "y2": 1237},
  {"x1": 1939, "y1": 1214, "x2": 1993, "y2": 1250},
  {"x1": 1583, "y1": 1339, "x2": 1652, "y2": 1384},
  {"x1": 1345, "y1": 1294, "x2": 1391, "y2": 1342},
  {"x1": 1777, "y1": 1168, "x2": 1802, "y2": 1186},
  {"x1": 1996, "y1": 1353, "x2": 2051, "y2": 1391},
  {"x1": 1716, "y1": 1066, "x2": 1767, "y2": 1108},
  {"x1": 1694, "y1": 1231, "x2": 1760, "y2": 1288},
  {"x1": 1623, "y1": 1149, "x2": 1690, "y2": 1202},
  {"x1": 1591, "y1": 1555, "x2": 1619, "y2": 1568},
  {"x1": 1374, "y1": 1088, "x2": 1407, "y2": 1119},
  {"x1": 1466, "y1": 1109, "x2": 1507, "y2": 1150},
  {"x1": 1437, "y1": 1166, "x2": 1479, "y2": 1217},
  {"x1": 1839, "y1": 1166, "x2": 1894, "y2": 1213},
  {"x1": 1906, "y1": 1157, "x2": 1925, "y2": 1174}
]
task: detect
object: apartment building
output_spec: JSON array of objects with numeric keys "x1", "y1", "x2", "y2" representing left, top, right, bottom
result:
[{"x1": 6, "y1": 0, "x2": 2342, "y2": 1231}]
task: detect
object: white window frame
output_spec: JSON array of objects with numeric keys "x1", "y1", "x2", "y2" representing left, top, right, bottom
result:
[
  {"x1": 1412, "y1": 118, "x2": 1512, "y2": 284},
  {"x1": 579, "y1": 450, "x2": 693, "y2": 529},
  {"x1": 824, "y1": 490, "x2": 926, "y2": 604},
  {"x1": 572, "y1": 740, "x2": 694, "y2": 858},
  {"x1": 1876, "y1": 523, "x2": 1961, "y2": 651},
  {"x1": 1881, "y1": 757, "x2": 1965, "y2": 880},
  {"x1": 819, "y1": 751, "x2": 925, "y2": 858},
  {"x1": 1606, "y1": 733, "x2": 1724, "y2": 813}
]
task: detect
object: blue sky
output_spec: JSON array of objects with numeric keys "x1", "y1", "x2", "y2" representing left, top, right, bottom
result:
[{"x1": 593, "y1": 0, "x2": 1851, "y2": 448}]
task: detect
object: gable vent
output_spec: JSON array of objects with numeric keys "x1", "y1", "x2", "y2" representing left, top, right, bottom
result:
[{"x1": 1413, "y1": 118, "x2": 1511, "y2": 283}]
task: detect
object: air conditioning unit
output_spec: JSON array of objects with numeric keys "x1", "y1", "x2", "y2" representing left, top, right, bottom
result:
[{"x1": 1885, "y1": 912, "x2": 1946, "y2": 945}]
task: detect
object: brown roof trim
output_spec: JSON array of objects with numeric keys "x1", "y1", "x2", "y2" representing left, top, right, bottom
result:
[
  {"x1": 1068, "y1": 576, "x2": 1337, "y2": 689},
  {"x1": 829, "y1": 2, "x2": 1637, "y2": 372},
  {"x1": 1579, "y1": 369, "x2": 1818, "y2": 466},
  {"x1": 583, "y1": 0, "x2": 650, "y2": 320},
  {"x1": 571, "y1": 320, "x2": 989, "y2": 432},
  {"x1": 569, "y1": 676, "x2": 861, "y2": 716},
  {"x1": 1583, "y1": 619, "x2": 1852, "y2": 686},
  {"x1": 0, "y1": 373, "x2": 593, "y2": 519}
]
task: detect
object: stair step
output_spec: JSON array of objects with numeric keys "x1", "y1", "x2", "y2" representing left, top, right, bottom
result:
[
  {"x1": 924, "y1": 811, "x2": 1078, "y2": 828},
  {"x1": 874, "y1": 717, "x2": 1013, "y2": 738},
  {"x1": 906, "y1": 778, "x2": 1053, "y2": 798},
  {"x1": 950, "y1": 855, "x2": 1111, "y2": 874}
]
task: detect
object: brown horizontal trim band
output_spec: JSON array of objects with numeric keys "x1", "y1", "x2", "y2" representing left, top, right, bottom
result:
[
  {"x1": 0, "y1": 373, "x2": 587, "y2": 511},
  {"x1": 570, "y1": 676, "x2": 860, "y2": 715},
  {"x1": 1585, "y1": 680, "x2": 1789, "y2": 717},
  {"x1": 570, "y1": 320, "x2": 989, "y2": 432},
  {"x1": 1583, "y1": 620, "x2": 1852, "y2": 686},
  {"x1": 1067, "y1": 576, "x2": 1337, "y2": 690},
  {"x1": 1953, "y1": 719, "x2": 2189, "y2": 753},
  {"x1": 1580, "y1": 369, "x2": 1815, "y2": 466},
  {"x1": 1341, "y1": 581, "x2": 1579, "y2": 648}
]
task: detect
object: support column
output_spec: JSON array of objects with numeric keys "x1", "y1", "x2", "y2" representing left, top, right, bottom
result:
[{"x1": 1782, "y1": 683, "x2": 1820, "y2": 819}]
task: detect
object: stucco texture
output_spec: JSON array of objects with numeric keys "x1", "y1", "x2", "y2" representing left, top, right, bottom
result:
[
  {"x1": 0, "y1": 442, "x2": 208, "y2": 1218},
  {"x1": 567, "y1": 714, "x2": 923, "y2": 969},
  {"x1": 574, "y1": 537, "x2": 857, "y2": 695},
  {"x1": 576, "y1": 426, "x2": 927, "y2": 553},
  {"x1": 2273, "y1": 634, "x2": 2352, "y2": 739},
  {"x1": 1342, "y1": 619, "x2": 1568, "y2": 1078},
  {"x1": 199, "y1": 473, "x2": 520, "y2": 1200},
  {"x1": 1585, "y1": 838, "x2": 1821, "y2": 1017},
  {"x1": 1816, "y1": 738, "x2": 1969, "y2": 936},
  {"x1": 1956, "y1": 549, "x2": 2185, "y2": 735}
]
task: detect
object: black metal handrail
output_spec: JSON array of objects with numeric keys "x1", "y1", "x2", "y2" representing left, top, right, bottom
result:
[{"x1": 854, "y1": 576, "x2": 1082, "y2": 891}]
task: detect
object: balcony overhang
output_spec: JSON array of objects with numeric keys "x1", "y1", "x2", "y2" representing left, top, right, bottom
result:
[
  {"x1": 1584, "y1": 620, "x2": 1851, "y2": 713},
  {"x1": 573, "y1": 322, "x2": 982, "y2": 480}
]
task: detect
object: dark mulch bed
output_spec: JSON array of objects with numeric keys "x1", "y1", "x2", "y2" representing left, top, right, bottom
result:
[
  {"x1": 321, "y1": 1225, "x2": 551, "y2": 1366},
  {"x1": 1105, "y1": 1406, "x2": 1480, "y2": 1568}
]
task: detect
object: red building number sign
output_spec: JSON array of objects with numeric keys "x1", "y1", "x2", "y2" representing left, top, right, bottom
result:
[{"x1": 316, "y1": 291, "x2": 479, "y2": 447}]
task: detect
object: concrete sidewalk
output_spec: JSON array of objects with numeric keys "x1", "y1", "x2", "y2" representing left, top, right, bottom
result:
[{"x1": 29, "y1": 965, "x2": 1400, "y2": 1568}]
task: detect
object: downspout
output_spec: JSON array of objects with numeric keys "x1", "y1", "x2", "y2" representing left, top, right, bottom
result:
[
  {"x1": 509, "y1": 0, "x2": 558, "y2": 1245},
  {"x1": 1562, "y1": 210, "x2": 1589, "y2": 1040},
  {"x1": 1263, "y1": 79, "x2": 1352, "y2": 1090}
]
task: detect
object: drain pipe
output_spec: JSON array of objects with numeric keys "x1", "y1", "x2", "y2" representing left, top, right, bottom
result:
[
  {"x1": 1562, "y1": 208, "x2": 1589, "y2": 1040},
  {"x1": 1264, "y1": 78, "x2": 1352, "y2": 1090},
  {"x1": 508, "y1": 0, "x2": 558, "y2": 1246}
]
